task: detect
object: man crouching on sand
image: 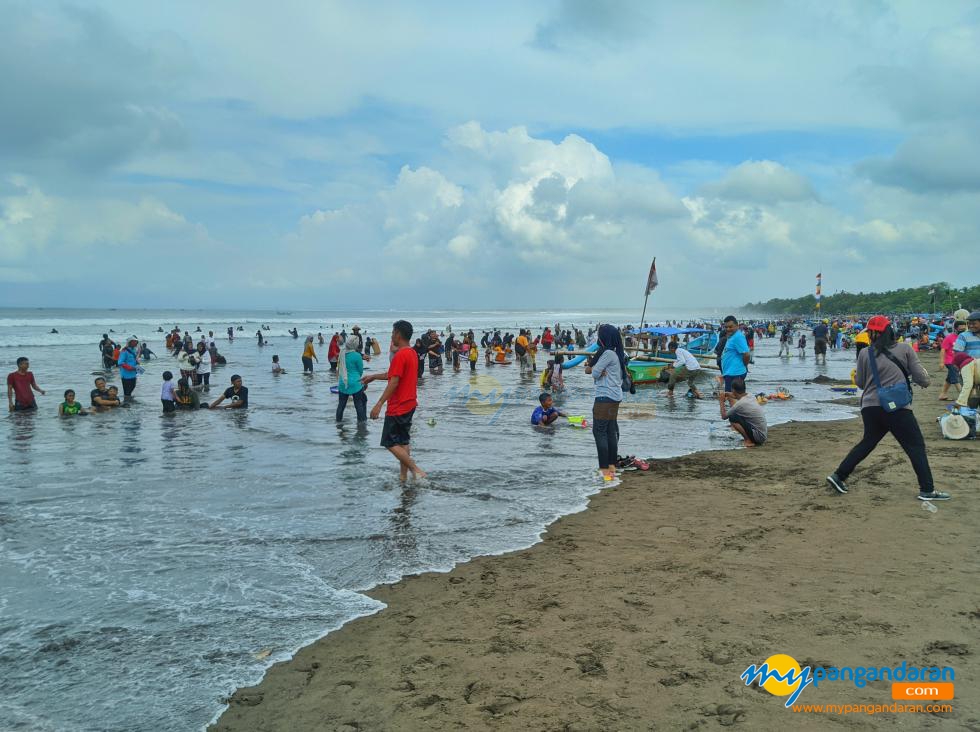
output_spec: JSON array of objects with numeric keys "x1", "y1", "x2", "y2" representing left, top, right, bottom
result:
[
  {"x1": 362, "y1": 319, "x2": 427, "y2": 481},
  {"x1": 718, "y1": 376, "x2": 768, "y2": 447}
]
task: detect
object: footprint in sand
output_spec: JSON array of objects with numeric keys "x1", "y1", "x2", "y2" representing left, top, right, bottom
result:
[{"x1": 925, "y1": 640, "x2": 969, "y2": 656}]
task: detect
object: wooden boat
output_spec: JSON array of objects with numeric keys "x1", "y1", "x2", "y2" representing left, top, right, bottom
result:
[
  {"x1": 630, "y1": 348, "x2": 716, "y2": 369},
  {"x1": 627, "y1": 360, "x2": 665, "y2": 384},
  {"x1": 626, "y1": 329, "x2": 719, "y2": 369}
]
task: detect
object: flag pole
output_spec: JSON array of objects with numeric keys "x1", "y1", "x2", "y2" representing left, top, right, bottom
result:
[{"x1": 640, "y1": 257, "x2": 656, "y2": 327}]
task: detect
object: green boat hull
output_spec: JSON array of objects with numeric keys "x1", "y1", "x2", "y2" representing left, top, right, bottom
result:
[{"x1": 627, "y1": 361, "x2": 665, "y2": 384}]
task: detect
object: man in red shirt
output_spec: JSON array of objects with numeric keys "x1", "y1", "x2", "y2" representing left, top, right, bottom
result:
[
  {"x1": 7, "y1": 356, "x2": 45, "y2": 411},
  {"x1": 362, "y1": 320, "x2": 426, "y2": 481}
]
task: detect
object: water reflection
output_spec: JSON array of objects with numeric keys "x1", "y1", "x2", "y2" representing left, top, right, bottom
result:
[
  {"x1": 388, "y1": 484, "x2": 419, "y2": 565},
  {"x1": 120, "y1": 409, "x2": 144, "y2": 466},
  {"x1": 160, "y1": 412, "x2": 187, "y2": 449},
  {"x1": 9, "y1": 410, "x2": 37, "y2": 461}
]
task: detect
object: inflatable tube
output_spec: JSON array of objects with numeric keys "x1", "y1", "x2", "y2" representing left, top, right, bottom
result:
[{"x1": 562, "y1": 343, "x2": 598, "y2": 368}]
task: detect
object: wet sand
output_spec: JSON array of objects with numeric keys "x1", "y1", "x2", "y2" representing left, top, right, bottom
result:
[{"x1": 212, "y1": 397, "x2": 979, "y2": 731}]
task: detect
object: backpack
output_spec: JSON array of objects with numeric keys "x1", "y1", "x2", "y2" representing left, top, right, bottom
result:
[
  {"x1": 621, "y1": 357, "x2": 635, "y2": 395},
  {"x1": 867, "y1": 347, "x2": 912, "y2": 413}
]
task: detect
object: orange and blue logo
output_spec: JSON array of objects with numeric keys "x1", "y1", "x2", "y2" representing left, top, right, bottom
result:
[
  {"x1": 741, "y1": 655, "x2": 956, "y2": 708},
  {"x1": 741, "y1": 654, "x2": 813, "y2": 707}
]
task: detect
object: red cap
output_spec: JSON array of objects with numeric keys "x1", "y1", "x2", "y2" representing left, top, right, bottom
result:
[{"x1": 866, "y1": 315, "x2": 891, "y2": 332}]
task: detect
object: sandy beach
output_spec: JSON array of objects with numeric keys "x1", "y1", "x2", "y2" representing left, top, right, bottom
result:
[{"x1": 212, "y1": 396, "x2": 979, "y2": 731}]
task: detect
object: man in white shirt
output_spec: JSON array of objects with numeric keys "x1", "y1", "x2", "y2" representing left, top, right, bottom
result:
[
  {"x1": 666, "y1": 341, "x2": 702, "y2": 398},
  {"x1": 194, "y1": 342, "x2": 212, "y2": 391}
]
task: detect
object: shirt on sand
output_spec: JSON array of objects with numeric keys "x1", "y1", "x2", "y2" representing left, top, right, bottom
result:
[
  {"x1": 728, "y1": 395, "x2": 768, "y2": 443},
  {"x1": 673, "y1": 347, "x2": 701, "y2": 371},
  {"x1": 531, "y1": 405, "x2": 558, "y2": 425},
  {"x1": 386, "y1": 346, "x2": 419, "y2": 416},
  {"x1": 721, "y1": 331, "x2": 749, "y2": 376},
  {"x1": 223, "y1": 385, "x2": 249, "y2": 407},
  {"x1": 7, "y1": 371, "x2": 37, "y2": 407}
]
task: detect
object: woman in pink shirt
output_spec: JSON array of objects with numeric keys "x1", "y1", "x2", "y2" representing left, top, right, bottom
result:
[{"x1": 939, "y1": 320, "x2": 967, "y2": 400}]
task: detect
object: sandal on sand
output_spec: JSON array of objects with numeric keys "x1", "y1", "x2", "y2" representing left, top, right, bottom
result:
[{"x1": 633, "y1": 458, "x2": 650, "y2": 471}]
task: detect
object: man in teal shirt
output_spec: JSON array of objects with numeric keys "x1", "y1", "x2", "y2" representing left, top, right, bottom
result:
[{"x1": 720, "y1": 315, "x2": 750, "y2": 393}]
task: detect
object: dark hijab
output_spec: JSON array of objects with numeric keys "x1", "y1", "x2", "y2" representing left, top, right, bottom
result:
[{"x1": 590, "y1": 324, "x2": 627, "y2": 372}]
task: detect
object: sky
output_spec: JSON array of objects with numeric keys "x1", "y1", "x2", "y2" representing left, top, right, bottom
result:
[{"x1": 1, "y1": 0, "x2": 979, "y2": 311}]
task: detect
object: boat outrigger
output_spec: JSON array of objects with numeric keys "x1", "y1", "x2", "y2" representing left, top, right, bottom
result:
[{"x1": 624, "y1": 326, "x2": 719, "y2": 384}]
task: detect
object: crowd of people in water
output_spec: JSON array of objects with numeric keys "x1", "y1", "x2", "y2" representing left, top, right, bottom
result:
[{"x1": 8, "y1": 309, "x2": 980, "y2": 492}]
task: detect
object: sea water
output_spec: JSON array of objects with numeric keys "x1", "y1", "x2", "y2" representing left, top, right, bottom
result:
[{"x1": 0, "y1": 308, "x2": 857, "y2": 731}]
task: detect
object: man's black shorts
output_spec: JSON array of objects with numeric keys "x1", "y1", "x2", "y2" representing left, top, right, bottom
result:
[
  {"x1": 729, "y1": 413, "x2": 766, "y2": 445},
  {"x1": 381, "y1": 409, "x2": 415, "y2": 448}
]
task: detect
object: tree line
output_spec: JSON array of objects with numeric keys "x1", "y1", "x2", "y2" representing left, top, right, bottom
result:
[{"x1": 743, "y1": 282, "x2": 980, "y2": 315}]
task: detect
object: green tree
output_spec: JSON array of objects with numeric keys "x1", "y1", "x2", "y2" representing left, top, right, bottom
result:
[{"x1": 743, "y1": 283, "x2": 980, "y2": 315}]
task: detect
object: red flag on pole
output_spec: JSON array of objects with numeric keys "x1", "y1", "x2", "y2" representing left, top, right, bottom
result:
[{"x1": 645, "y1": 258, "x2": 658, "y2": 296}]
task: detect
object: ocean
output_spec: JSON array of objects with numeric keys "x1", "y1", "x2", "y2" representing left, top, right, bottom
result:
[{"x1": 0, "y1": 308, "x2": 857, "y2": 731}]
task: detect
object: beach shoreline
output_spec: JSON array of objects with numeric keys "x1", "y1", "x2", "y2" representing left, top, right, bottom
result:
[{"x1": 212, "y1": 396, "x2": 979, "y2": 730}]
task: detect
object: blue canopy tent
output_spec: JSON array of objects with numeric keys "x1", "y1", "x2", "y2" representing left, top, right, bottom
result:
[{"x1": 628, "y1": 326, "x2": 708, "y2": 336}]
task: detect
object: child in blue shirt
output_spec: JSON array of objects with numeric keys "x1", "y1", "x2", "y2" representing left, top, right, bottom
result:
[{"x1": 531, "y1": 392, "x2": 566, "y2": 426}]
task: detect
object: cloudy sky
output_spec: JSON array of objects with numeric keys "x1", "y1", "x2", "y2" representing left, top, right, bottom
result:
[{"x1": 2, "y1": 0, "x2": 979, "y2": 310}]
